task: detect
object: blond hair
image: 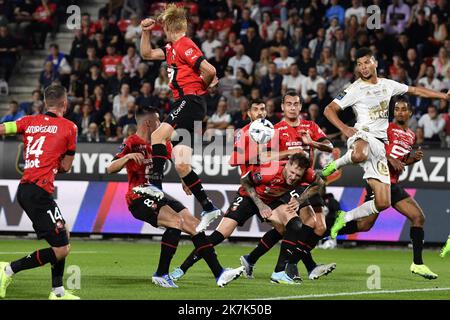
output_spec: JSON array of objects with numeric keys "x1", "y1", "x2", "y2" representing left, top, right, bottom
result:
[{"x1": 157, "y1": 3, "x2": 187, "y2": 34}]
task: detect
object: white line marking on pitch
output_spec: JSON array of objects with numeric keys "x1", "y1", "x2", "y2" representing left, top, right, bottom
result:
[
  {"x1": 0, "y1": 251, "x2": 100, "y2": 254},
  {"x1": 255, "y1": 287, "x2": 450, "y2": 300}
]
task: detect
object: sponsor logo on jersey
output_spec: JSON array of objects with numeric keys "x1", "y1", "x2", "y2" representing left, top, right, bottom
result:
[
  {"x1": 336, "y1": 90, "x2": 347, "y2": 100},
  {"x1": 377, "y1": 160, "x2": 389, "y2": 176}
]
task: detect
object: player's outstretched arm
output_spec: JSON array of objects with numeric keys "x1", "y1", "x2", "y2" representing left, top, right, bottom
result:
[
  {"x1": 294, "y1": 175, "x2": 325, "y2": 206},
  {"x1": 259, "y1": 148, "x2": 306, "y2": 163},
  {"x1": 241, "y1": 171, "x2": 272, "y2": 219},
  {"x1": 0, "y1": 122, "x2": 18, "y2": 136},
  {"x1": 107, "y1": 153, "x2": 144, "y2": 174},
  {"x1": 407, "y1": 86, "x2": 450, "y2": 100},
  {"x1": 323, "y1": 102, "x2": 357, "y2": 138},
  {"x1": 140, "y1": 18, "x2": 165, "y2": 61}
]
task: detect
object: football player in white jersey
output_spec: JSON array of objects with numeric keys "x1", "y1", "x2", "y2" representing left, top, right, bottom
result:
[{"x1": 321, "y1": 47, "x2": 450, "y2": 238}]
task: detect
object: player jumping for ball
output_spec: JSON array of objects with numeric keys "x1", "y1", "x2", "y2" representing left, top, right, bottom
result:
[
  {"x1": 321, "y1": 47, "x2": 450, "y2": 244},
  {"x1": 139, "y1": 4, "x2": 221, "y2": 232},
  {"x1": 0, "y1": 85, "x2": 79, "y2": 300},
  {"x1": 330, "y1": 99, "x2": 439, "y2": 279},
  {"x1": 107, "y1": 107, "x2": 244, "y2": 288}
]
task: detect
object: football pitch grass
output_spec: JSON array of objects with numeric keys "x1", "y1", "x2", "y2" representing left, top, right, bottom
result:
[{"x1": 0, "y1": 238, "x2": 449, "y2": 300}]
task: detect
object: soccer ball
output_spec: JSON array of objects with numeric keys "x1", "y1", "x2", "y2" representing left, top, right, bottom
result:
[{"x1": 249, "y1": 118, "x2": 275, "y2": 144}]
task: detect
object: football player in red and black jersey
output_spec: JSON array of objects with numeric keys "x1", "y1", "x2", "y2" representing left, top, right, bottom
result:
[
  {"x1": 0, "y1": 85, "x2": 79, "y2": 300},
  {"x1": 139, "y1": 4, "x2": 221, "y2": 232},
  {"x1": 336, "y1": 99, "x2": 438, "y2": 279},
  {"x1": 242, "y1": 91, "x2": 336, "y2": 280},
  {"x1": 107, "y1": 107, "x2": 244, "y2": 288}
]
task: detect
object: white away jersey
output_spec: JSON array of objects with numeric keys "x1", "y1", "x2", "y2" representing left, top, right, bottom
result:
[{"x1": 333, "y1": 78, "x2": 408, "y2": 140}]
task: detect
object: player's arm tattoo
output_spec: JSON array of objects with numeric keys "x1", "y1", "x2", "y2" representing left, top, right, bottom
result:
[
  {"x1": 241, "y1": 172, "x2": 267, "y2": 211},
  {"x1": 295, "y1": 175, "x2": 325, "y2": 206}
]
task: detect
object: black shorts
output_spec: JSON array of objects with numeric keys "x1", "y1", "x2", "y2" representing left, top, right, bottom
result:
[
  {"x1": 128, "y1": 196, "x2": 186, "y2": 228},
  {"x1": 225, "y1": 189, "x2": 311, "y2": 227},
  {"x1": 16, "y1": 183, "x2": 68, "y2": 247},
  {"x1": 364, "y1": 183, "x2": 410, "y2": 205},
  {"x1": 164, "y1": 94, "x2": 206, "y2": 147}
]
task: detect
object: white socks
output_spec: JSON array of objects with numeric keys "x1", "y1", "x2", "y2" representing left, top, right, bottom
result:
[
  {"x1": 52, "y1": 286, "x2": 65, "y2": 297},
  {"x1": 344, "y1": 200, "x2": 379, "y2": 223},
  {"x1": 4, "y1": 264, "x2": 14, "y2": 277},
  {"x1": 335, "y1": 149, "x2": 353, "y2": 169}
]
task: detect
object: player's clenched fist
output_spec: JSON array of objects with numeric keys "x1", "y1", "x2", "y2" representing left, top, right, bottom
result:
[{"x1": 141, "y1": 18, "x2": 156, "y2": 31}]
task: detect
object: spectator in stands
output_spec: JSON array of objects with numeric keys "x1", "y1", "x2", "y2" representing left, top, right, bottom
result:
[
  {"x1": 80, "y1": 46, "x2": 101, "y2": 76},
  {"x1": 106, "y1": 64, "x2": 130, "y2": 98},
  {"x1": 328, "y1": 65, "x2": 351, "y2": 97},
  {"x1": 124, "y1": 14, "x2": 142, "y2": 46},
  {"x1": 301, "y1": 66, "x2": 326, "y2": 102},
  {"x1": 80, "y1": 122, "x2": 104, "y2": 143},
  {"x1": 386, "y1": 0, "x2": 410, "y2": 35},
  {"x1": 202, "y1": 29, "x2": 222, "y2": 60},
  {"x1": 19, "y1": 90, "x2": 42, "y2": 115},
  {"x1": 265, "y1": 98, "x2": 281, "y2": 125},
  {"x1": 417, "y1": 105, "x2": 446, "y2": 144},
  {"x1": 92, "y1": 31, "x2": 106, "y2": 58},
  {"x1": 418, "y1": 65, "x2": 443, "y2": 91},
  {"x1": 311, "y1": 82, "x2": 332, "y2": 113},
  {"x1": 289, "y1": 26, "x2": 308, "y2": 57},
  {"x1": 98, "y1": 15, "x2": 121, "y2": 48},
  {"x1": 135, "y1": 82, "x2": 158, "y2": 110},
  {"x1": 46, "y1": 43, "x2": 71, "y2": 87},
  {"x1": 345, "y1": 0, "x2": 366, "y2": 24},
  {"x1": 232, "y1": 7, "x2": 258, "y2": 39},
  {"x1": 218, "y1": 66, "x2": 237, "y2": 100},
  {"x1": 433, "y1": 47, "x2": 450, "y2": 79},
  {"x1": 241, "y1": 26, "x2": 264, "y2": 62},
  {"x1": 260, "y1": 62, "x2": 283, "y2": 99},
  {"x1": 12, "y1": 0, "x2": 36, "y2": 41},
  {"x1": 307, "y1": 103, "x2": 322, "y2": 124},
  {"x1": 309, "y1": 28, "x2": 326, "y2": 61},
  {"x1": 230, "y1": 97, "x2": 250, "y2": 130},
  {"x1": 228, "y1": 44, "x2": 253, "y2": 77},
  {"x1": 282, "y1": 63, "x2": 304, "y2": 95},
  {"x1": 443, "y1": 106, "x2": 450, "y2": 147},
  {"x1": 316, "y1": 47, "x2": 336, "y2": 80},
  {"x1": 325, "y1": 0, "x2": 345, "y2": 27},
  {"x1": 208, "y1": 46, "x2": 227, "y2": 79},
  {"x1": 99, "y1": 111, "x2": 118, "y2": 142},
  {"x1": 206, "y1": 98, "x2": 232, "y2": 140},
  {"x1": 153, "y1": 65, "x2": 170, "y2": 95},
  {"x1": 223, "y1": 31, "x2": 238, "y2": 59},
  {"x1": 205, "y1": 85, "x2": 221, "y2": 117},
  {"x1": 268, "y1": 28, "x2": 290, "y2": 55},
  {"x1": 259, "y1": 11, "x2": 279, "y2": 42},
  {"x1": 117, "y1": 101, "x2": 137, "y2": 139},
  {"x1": 79, "y1": 102, "x2": 97, "y2": 136},
  {"x1": 0, "y1": 26, "x2": 18, "y2": 82},
  {"x1": 429, "y1": 13, "x2": 447, "y2": 47},
  {"x1": 39, "y1": 61, "x2": 59, "y2": 89},
  {"x1": 202, "y1": 6, "x2": 232, "y2": 41},
  {"x1": 405, "y1": 48, "x2": 421, "y2": 82},
  {"x1": 130, "y1": 62, "x2": 150, "y2": 94},
  {"x1": 236, "y1": 67, "x2": 254, "y2": 96},
  {"x1": 274, "y1": 46, "x2": 295, "y2": 75},
  {"x1": 91, "y1": 85, "x2": 110, "y2": 121},
  {"x1": 122, "y1": 0, "x2": 144, "y2": 20},
  {"x1": 406, "y1": 10, "x2": 431, "y2": 56},
  {"x1": 0, "y1": 101, "x2": 25, "y2": 123},
  {"x1": 70, "y1": 29, "x2": 88, "y2": 60},
  {"x1": 102, "y1": 44, "x2": 122, "y2": 78},
  {"x1": 27, "y1": 0, "x2": 56, "y2": 49},
  {"x1": 297, "y1": 47, "x2": 316, "y2": 76},
  {"x1": 113, "y1": 83, "x2": 134, "y2": 119},
  {"x1": 122, "y1": 45, "x2": 140, "y2": 78},
  {"x1": 409, "y1": 0, "x2": 431, "y2": 23},
  {"x1": 80, "y1": 12, "x2": 96, "y2": 38},
  {"x1": 254, "y1": 48, "x2": 271, "y2": 82},
  {"x1": 228, "y1": 84, "x2": 245, "y2": 113},
  {"x1": 84, "y1": 64, "x2": 106, "y2": 98}
]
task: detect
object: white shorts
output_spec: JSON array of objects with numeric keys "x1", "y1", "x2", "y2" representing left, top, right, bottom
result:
[{"x1": 347, "y1": 131, "x2": 391, "y2": 185}]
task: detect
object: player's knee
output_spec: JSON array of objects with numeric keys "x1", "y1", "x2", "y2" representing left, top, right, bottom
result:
[
  {"x1": 375, "y1": 198, "x2": 390, "y2": 211},
  {"x1": 351, "y1": 151, "x2": 368, "y2": 163},
  {"x1": 53, "y1": 244, "x2": 70, "y2": 260},
  {"x1": 315, "y1": 223, "x2": 327, "y2": 236},
  {"x1": 412, "y1": 212, "x2": 425, "y2": 227},
  {"x1": 175, "y1": 163, "x2": 191, "y2": 176}
]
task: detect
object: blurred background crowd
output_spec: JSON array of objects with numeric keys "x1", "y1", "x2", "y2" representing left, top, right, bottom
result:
[{"x1": 0, "y1": 0, "x2": 449, "y2": 147}]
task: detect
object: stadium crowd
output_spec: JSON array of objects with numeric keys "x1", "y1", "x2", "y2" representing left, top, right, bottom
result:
[{"x1": 1, "y1": 0, "x2": 450, "y2": 147}]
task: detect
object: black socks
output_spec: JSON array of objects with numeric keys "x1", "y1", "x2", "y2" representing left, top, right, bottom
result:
[
  {"x1": 192, "y1": 232, "x2": 223, "y2": 279},
  {"x1": 151, "y1": 143, "x2": 168, "y2": 189},
  {"x1": 156, "y1": 228, "x2": 181, "y2": 276},
  {"x1": 182, "y1": 170, "x2": 214, "y2": 212},
  {"x1": 10, "y1": 248, "x2": 57, "y2": 273},
  {"x1": 410, "y1": 226, "x2": 424, "y2": 265},
  {"x1": 247, "y1": 228, "x2": 282, "y2": 264}
]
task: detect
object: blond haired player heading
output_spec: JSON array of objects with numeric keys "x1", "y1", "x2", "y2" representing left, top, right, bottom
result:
[
  {"x1": 322, "y1": 47, "x2": 450, "y2": 238},
  {"x1": 139, "y1": 4, "x2": 221, "y2": 232}
]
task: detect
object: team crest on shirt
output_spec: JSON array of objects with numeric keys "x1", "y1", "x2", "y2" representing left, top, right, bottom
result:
[
  {"x1": 185, "y1": 48, "x2": 193, "y2": 56},
  {"x1": 377, "y1": 160, "x2": 389, "y2": 176}
]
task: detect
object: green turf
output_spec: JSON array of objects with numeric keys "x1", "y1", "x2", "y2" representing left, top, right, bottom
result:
[{"x1": 0, "y1": 239, "x2": 449, "y2": 300}]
